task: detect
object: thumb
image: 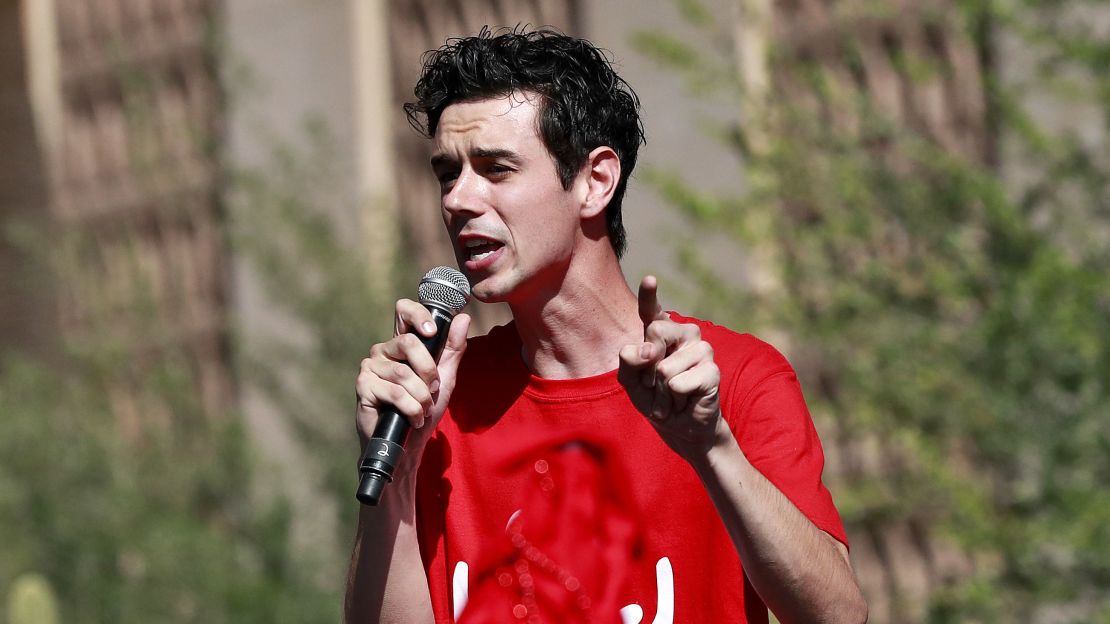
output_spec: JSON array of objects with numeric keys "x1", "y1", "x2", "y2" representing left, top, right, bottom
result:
[{"x1": 435, "y1": 313, "x2": 471, "y2": 392}]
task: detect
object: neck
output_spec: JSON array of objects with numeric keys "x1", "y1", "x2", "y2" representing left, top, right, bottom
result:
[{"x1": 509, "y1": 247, "x2": 641, "y2": 380}]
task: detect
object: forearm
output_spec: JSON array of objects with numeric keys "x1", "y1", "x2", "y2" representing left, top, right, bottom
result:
[
  {"x1": 691, "y1": 425, "x2": 867, "y2": 624},
  {"x1": 345, "y1": 465, "x2": 434, "y2": 624}
]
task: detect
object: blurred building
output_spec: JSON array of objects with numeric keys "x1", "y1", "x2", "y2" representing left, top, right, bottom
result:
[
  {"x1": 0, "y1": 0, "x2": 973, "y2": 619},
  {"x1": 10, "y1": 0, "x2": 1097, "y2": 621},
  {"x1": 4, "y1": 0, "x2": 229, "y2": 438}
]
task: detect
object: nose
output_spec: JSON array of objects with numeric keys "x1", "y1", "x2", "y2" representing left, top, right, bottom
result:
[{"x1": 442, "y1": 168, "x2": 484, "y2": 218}]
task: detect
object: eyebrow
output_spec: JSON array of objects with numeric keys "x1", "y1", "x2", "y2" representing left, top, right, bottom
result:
[{"x1": 430, "y1": 147, "x2": 522, "y2": 169}]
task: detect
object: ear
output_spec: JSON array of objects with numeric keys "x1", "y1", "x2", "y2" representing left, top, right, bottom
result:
[{"x1": 578, "y1": 146, "x2": 621, "y2": 219}]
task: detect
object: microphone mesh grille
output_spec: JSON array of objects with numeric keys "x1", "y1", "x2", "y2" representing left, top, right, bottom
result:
[{"x1": 418, "y1": 266, "x2": 471, "y2": 313}]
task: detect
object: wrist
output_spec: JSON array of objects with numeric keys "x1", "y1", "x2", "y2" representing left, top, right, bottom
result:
[
  {"x1": 688, "y1": 417, "x2": 740, "y2": 473},
  {"x1": 355, "y1": 435, "x2": 428, "y2": 508}
]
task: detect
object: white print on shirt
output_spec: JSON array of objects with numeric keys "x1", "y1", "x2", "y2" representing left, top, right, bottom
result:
[
  {"x1": 621, "y1": 557, "x2": 674, "y2": 624},
  {"x1": 451, "y1": 561, "x2": 469, "y2": 620},
  {"x1": 450, "y1": 556, "x2": 675, "y2": 623}
]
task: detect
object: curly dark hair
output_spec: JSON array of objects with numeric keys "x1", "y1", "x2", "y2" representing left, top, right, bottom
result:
[{"x1": 405, "y1": 26, "x2": 646, "y2": 259}]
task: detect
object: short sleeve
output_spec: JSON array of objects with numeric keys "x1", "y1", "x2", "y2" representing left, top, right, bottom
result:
[{"x1": 726, "y1": 368, "x2": 848, "y2": 548}]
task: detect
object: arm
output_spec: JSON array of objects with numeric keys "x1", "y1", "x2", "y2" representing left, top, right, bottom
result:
[
  {"x1": 345, "y1": 301, "x2": 470, "y2": 624},
  {"x1": 617, "y1": 276, "x2": 867, "y2": 624},
  {"x1": 692, "y1": 421, "x2": 864, "y2": 623},
  {"x1": 345, "y1": 460, "x2": 434, "y2": 623}
]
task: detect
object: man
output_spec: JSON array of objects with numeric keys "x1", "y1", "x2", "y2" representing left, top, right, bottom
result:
[{"x1": 347, "y1": 28, "x2": 867, "y2": 623}]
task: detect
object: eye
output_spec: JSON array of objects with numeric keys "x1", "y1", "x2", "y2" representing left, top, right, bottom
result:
[
  {"x1": 436, "y1": 170, "x2": 459, "y2": 188},
  {"x1": 486, "y1": 163, "x2": 514, "y2": 178}
]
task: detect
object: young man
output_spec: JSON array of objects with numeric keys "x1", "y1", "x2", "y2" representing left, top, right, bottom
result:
[{"x1": 348, "y1": 29, "x2": 867, "y2": 623}]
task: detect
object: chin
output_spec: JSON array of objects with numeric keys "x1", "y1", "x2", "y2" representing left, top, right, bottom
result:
[
  {"x1": 468, "y1": 273, "x2": 523, "y2": 305},
  {"x1": 466, "y1": 278, "x2": 503, "y2": 303}
]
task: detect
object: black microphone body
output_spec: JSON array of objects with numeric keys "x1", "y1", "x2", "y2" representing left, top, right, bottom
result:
[{"x1": 357, "y1": 267, "x2": 470, "y2": 506}]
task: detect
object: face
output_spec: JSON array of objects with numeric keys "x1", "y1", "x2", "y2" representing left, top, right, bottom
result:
[{"x1": 431, "y1": 93, "x2": 585, "y2": 303}]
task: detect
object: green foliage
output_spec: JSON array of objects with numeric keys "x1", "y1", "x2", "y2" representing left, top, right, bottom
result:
[
  {"x1": 0, "y1": 113, "x2": 367, "y2": 624},
  {"x1": 639, "y1": 0, "x2": 1110, "y2": 621},
  {"x1": 228, "y1": 118, "x2": 396, "y2": 543},
  {"x1": 629, "y1": 29, "x2": 734, "y2": 96},
  {"x1": 3, "y1": 13, "x2": 393, "y2": 620},
  {"x1": 0, "y1": 115, "x2": 398, "y2": 622},
  {"x1": 0, "y1": 343, "x2": 337, "y2": 623}
]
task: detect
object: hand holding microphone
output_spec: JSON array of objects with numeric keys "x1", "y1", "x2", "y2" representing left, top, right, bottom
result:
[{"x1": 355, "y1": 267, "x2": 471, "y2": 505}]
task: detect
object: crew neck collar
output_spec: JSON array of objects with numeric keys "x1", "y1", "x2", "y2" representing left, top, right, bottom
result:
[{"x1": 496, "y1": 322, "x2": 625, "y2": 402}]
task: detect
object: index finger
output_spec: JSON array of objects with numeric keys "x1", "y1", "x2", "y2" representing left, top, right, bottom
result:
[
  {"x1": 638, "y1": 275, "x2": 668, "y2": 333},
  {"x1": 394, "y1": 298, "x2": 436, "y2": 338}
]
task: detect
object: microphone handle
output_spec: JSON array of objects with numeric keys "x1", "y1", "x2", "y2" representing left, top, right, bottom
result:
[{"x1": 356, "y1": 305, "x2": 454, "y2": 506}]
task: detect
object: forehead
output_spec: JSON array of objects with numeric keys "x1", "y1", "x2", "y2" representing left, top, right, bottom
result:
[{"x1": 432, "y1": 93, "x2": 543, "y2": 149}]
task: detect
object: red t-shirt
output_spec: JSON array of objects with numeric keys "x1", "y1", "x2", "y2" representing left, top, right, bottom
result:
[{"x1": 416, "y1": 314, "x2": 847, "y2": 623}]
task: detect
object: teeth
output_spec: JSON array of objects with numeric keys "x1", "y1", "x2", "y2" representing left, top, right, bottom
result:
[{"x1": 462, "y1": 238, "x2": 500, "y2": 262}]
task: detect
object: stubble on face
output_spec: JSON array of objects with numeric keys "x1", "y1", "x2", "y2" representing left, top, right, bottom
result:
[{"x1": 431, "y1": 93, "x2": 584, "y2": 305}]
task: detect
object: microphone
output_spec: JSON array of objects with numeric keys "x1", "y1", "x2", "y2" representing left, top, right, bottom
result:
[{"x1": 356, "y1": 266, "x2": 471, "y2": 506}]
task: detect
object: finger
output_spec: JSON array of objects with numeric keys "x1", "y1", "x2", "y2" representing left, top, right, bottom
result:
[
  {"x1": 617, "y1": 344, "x2": 658, "y2": 409},
  {"x1": 433, "y1": 313, "x2": 471, "y2": 400},
  {"x1": 655, "y1": 340, "x2": 713, "y2": 384},
  {"x1": 620, "y1": 341, "x2": 663, "y2": 388},
  {"x1": 394, "y1": 298, "x2": 437, "y2": 338},
  {"x1": 618, "y1": 341, "x2": 658, "y2": 371},
  {"x1": 355, "y1": 371, "x2": 428, "y2": 429},
  {"x1": 640, "y1": 343, "x2": 662, "y2": 388},
  {"x1": 637, "y1": 275, "x2": 667, "y2": 332},
  {"x1": 372, "y1": 333, "x2": 440, "y2": 387},
  {"x1": 665, "y1": 363, "x2": 720, "y2": 404},
  {"x1": 365, "y1": 358, "x2": 435, "y2": 416},
  {"x1": 645, "y1": 321, "x2": 701, "y2": 356},
  {"x1": 377, "y1": 379, "x2": 429, "y2": 428}
]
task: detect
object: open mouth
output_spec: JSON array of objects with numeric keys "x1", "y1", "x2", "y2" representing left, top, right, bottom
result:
[
  {"x1": 464, "y1": 239, "x2": 503, "y2": 262},
  {"x1": 459, "y1": 236, "x2": 506, "y2": 272}
]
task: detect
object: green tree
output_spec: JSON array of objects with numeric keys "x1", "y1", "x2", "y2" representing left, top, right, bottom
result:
[
  {"x1": 0, "y1": 263, "x2": 339, "y2": 623},
  {"x1": 0, "y1": 119, "x2": 384, "y2": 624},
  {"x1": 636, "y1": 0, "x2": 1109, "y2": 621}
]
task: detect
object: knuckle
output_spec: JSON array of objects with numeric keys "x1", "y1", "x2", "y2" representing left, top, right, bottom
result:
[
  {"x1": 357, "y1": 368, "x2": 381, "y2": 389},
  {"x1": 355, "y1": 391, "x2": 377, "y2": 413},
  {"x1": 393, "y1": 362, "x2": 411, "y2": 380},
  {"x1": 355, "y1": 371, "x2": 372, "y2": 391},
  {"x1": 399, "y1": 333, "x2": 420, "y2": 350},
  {"x1": 679, "y1": 324, "x2": 700, "y2": 343}
]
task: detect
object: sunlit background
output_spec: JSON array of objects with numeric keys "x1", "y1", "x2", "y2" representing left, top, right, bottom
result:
[{"x1": 1, "y1": 0, "x2": 1107, "y2": 622}]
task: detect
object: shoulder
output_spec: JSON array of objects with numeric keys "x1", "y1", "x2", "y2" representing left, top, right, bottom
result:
[
  {"x1": 459, "y1": 320, "x2": 519, "y2": 364},
  {"x1": 666, "y1": 311, "x2": 802, "y2": 422},
  {"x1": 667, "y1": 312, "x2": 794, "y2": 383},
  {"x1": 443, "y1": 321, "x2": 528, "y2": 431},
  {"x1": 450, "y1": 319, "x2": 523, "y2": 388}
]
